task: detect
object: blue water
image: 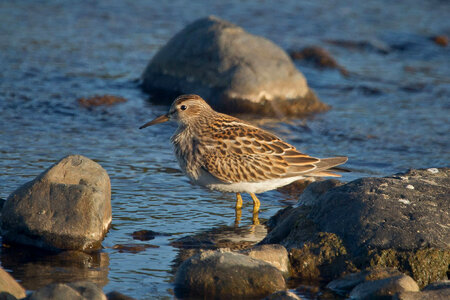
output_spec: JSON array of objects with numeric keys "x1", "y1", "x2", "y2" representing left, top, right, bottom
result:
[{"x1": 1, "y1": 0, "x2": 449, "y2": 298}]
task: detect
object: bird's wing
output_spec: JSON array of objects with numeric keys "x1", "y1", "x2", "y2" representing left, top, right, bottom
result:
[{"x1": 197, "y1": 116, "x2": 322, "y2": 183}]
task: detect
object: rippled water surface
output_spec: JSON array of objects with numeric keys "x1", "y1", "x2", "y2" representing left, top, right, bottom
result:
[{"x1": 1, "y1": 0, "x2": 449, "y2": 299}]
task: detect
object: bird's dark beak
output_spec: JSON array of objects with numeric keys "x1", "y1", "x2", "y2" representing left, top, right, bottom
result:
[{"x1": 139, "y1": 114, "x2": 170, "y2": 129}]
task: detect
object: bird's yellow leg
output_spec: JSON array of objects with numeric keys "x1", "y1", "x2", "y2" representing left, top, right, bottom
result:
[
  {"x1": 235, "y1": 193, "x2": 243, "y2": 210},
  {"x1": 235, "y1": 208, "x2": 242, "y2": 226},
  {"x1": 250, "y1": 193, "x2": 260, "y2": 213},
  {"x1": 234, "y1": 193, "x2": 243, "y2": 226},
  {"x1": 252, "y1": 210, "x2": 260, "y2": 225}
]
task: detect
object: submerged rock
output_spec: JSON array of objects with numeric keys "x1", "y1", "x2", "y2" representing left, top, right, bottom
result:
[
  {"x1": 261, "y1": 168, "x2": 450, "y2": 287},
  {"x1": 142, "y1": 16, "x2": 327, "y2": 117},
  {"x1": 290, "y1": 46, "x2": 349, "y2": 76},
  {"x1": 1, "y1": 155, "x2": 112, "y2": 251},
  {"x1": 106, "y1": 291, "x2": 137, "y2": 300},
  {"x1": 174, "y1": 250, "x2": 286, "y2": 299},
  {"x1": 77, "y1": 95, "x2": 127, "y2": 107},
  {"x1": 28, "y1": 281, "x2": 106, "y2": 300},
  {"x1": 0, "y1": 267, "x2": 26, "y2": 299}
]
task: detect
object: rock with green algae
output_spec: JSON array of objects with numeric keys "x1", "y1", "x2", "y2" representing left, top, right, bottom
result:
[{"x1": 261, "y1": 168, "x2": 450, "y2": 287}]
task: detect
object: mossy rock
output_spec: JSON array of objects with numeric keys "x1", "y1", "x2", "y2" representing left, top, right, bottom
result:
[
  {"x1": 368, "y1": 248, "x2": 450, "y2": 288},
  {"x1": 289, "y1": 232, "x2": 357, "y2": 280}
]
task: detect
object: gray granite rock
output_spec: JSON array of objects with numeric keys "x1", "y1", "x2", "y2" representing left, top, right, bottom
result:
[
  {"x1": 261, "y1": 168, "x2": 450, "y2": 286},
  {"x1": 175, "y1": 249, "x2": 286, "y2": 299},
  {"x1": 308, "y1": 168, "x2": 449, "y2": 254},
  {"x1": 142, "y1": 16, "x2": 327, "y2": 116},
  {"x1": 1, "y1": 155, "x2": 112, "y2": 251}
]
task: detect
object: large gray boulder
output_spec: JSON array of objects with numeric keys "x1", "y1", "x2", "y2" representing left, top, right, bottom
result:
[
  {"x1": 175, "y1": 250, "x2": 286, "y2": 299},
  {"x1": 308, "y1": 168, "x2": 449, "y2": 253},
  {"x1": 261, "y1": 168, "x2": 450, "y2": 287},
  {"x1": 142, "y1": 16, "x2": 327, "y2": 116},
  {"x1": 1, "y1": 155, "x2": 112, "y2": 251}
]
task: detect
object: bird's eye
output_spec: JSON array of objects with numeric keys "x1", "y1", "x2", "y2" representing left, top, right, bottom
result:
[{"x1": 180, "y1": 105, "x2": 187, "y2": 111}]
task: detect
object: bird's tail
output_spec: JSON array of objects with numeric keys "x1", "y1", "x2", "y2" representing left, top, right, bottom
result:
[{"x1": 309, "y1": 157, "x2": 348, "y2": 177}]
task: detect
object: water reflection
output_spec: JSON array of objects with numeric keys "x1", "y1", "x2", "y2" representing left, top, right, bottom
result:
[
  {"x1": 0, "y1": 244, "x2": 109, "y2": 290},
  {"x1": 171, "y1": 223, "x2": 267, "y2": 273}
]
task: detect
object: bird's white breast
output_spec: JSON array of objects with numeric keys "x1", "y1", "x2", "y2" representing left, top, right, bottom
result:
[{"x1": 192, "y1": 167, "x2": 307, "y2": 193}]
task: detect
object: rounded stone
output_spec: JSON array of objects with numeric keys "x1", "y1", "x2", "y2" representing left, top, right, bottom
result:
[
  {"x1": 175, "y1": 250, "x2": 286, "y2": 299},
  {"x1": 142, "y1": 16, "x2": 328, "y2": 116},
  {"x1": 1, "y1": 155, "x2": 112, "y2": 251}
]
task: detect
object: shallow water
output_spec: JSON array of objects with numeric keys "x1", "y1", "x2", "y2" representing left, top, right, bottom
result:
[{"x1": 1, "y1": 0, "x2": 449, "y2": 299}]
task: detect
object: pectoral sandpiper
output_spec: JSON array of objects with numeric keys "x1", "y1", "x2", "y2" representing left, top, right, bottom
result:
[{"x1": 140, "y1": 94, "x2": 347, "y2": 224}]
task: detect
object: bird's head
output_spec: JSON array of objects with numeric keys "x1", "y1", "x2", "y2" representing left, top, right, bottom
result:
[{"x1": 139, "y1": 94, "x2": 213, "y2": 129}]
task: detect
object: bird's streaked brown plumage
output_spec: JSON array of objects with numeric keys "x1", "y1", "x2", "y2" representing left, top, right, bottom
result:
[{"x1": 140, "y1": 94, "x2": 348, "y2": 221}]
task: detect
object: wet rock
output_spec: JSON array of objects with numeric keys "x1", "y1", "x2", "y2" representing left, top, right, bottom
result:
[
  {"x1": 27, "y1": 281, "x2": 106, "y2": 300},
  {"x1": 264, "y1": 290, "x2": 302, "y2": 300},
  {"x1": 0, "y1": 267, "x2": 26, "y2": 299},
  {"x1": 431, "y1": 35, "x2": 448, "y2": 47},
  {"x1": 77, "y1": 95, "x2": 127, "y2": 107},
  {"x1": 174, "y1": 250, "x2": 286, "y2": 299},
  {"x1": 106, "y1": 291, "x2": 136, "y2": 300},
  {"x1": 288, "y1": 232, "x2": 356, "y2": 281},
  {"x1": 327, "y1": 268, "x2": 403, "y2": 295},
  {"x1": 241, "y1": 244, "x2": 290, "y2": 275},
  {"x1": 142, "y1": 16, "x2": 328, "y2": 117},
  {"x1": 131, "y1": 230, "x2": 170, "y2": 241},
  {"x1": 112, "y1": 243, "x2": 159, "y2": 253},
  {"x1": 261, "y1": 168, "x2": 450, "y2": 286},
  {"x1": 349, "y1": 274, "x2": 419, "y2": 299},
  {"x1": 290, "y1": 46, "x2": 349, "y2": 76},
  {"x1": 1, "y1": 155, "x2": 112, "y2": 251},
  {"x1": 395, "y1": 280, "x2": 450, "y2": 300}
]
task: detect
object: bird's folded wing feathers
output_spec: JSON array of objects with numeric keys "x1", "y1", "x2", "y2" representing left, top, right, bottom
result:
[{"x1": 198, "y1": 120, "x2": 322, "y2": 183}]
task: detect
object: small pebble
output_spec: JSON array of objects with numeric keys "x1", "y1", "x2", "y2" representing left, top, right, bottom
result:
[
  {"x1": 398, "y1": 199, "x2": 411, "y2": 205},
  {"x1": 427, "y1": 168, "x2": 439, "y2": 174},
  {"x1": 406, "y1": 184, "x2": 414, "y2": 190}
]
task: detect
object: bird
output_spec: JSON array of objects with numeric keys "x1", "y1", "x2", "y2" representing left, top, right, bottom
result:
[{"x1": 140, "y1": 94, "x2": 347, "y2": 223}]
